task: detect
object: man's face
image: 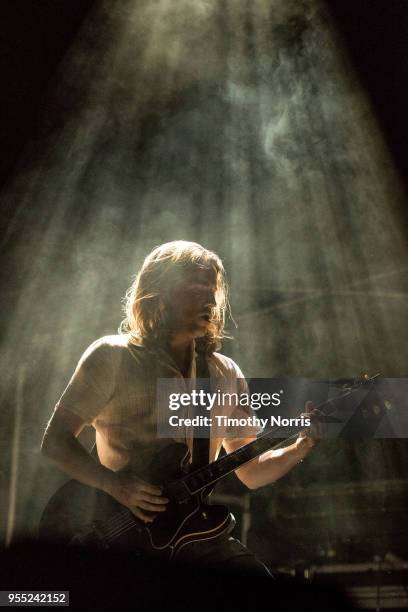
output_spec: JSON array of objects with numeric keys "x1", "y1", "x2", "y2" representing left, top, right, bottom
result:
[{"x1": 166, "y1": 267, "x2": 218, "y2": 339}]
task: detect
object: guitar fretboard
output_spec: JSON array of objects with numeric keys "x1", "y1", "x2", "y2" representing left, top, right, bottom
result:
[{"x1": 179, "y1": 436, "x2": 275, "y2": 496}]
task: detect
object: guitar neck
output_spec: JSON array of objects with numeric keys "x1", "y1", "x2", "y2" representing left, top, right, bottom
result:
[
  {"x1": 167, "y1": 375, "x2": 377, "y2": 501},
  {"x1": 177, "y1": 434, "x2": 283, "y2": 498}
]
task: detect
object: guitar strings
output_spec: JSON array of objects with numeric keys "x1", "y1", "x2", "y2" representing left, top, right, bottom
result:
[
  {"x1": 105, "y1": 515, "x2": 147, "y2": 542},
  {"x1": 104, "y1": 516, "x2": 137, "y2": 540},
  {"x1": 104, "y1": 512, "x2": 133, "y2": 531},
  {"x1": 101, "y1": 507, "x2": 149, "y2": 542},
  {"x1": 105, "y1": 520, "x2": 138, "y2": 542},
  {"x1": 101, "y1": 510, "x2": 135, "y2": 538},
  {"x1": 103, "y1": 508, "x2": 131, "y2": 530}
]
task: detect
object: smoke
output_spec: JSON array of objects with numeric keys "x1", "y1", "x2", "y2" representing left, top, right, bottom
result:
[
  {"x1": 1, "y1": 0, "x2": 408, "y2": 545},
  {"x1": 2, "y1": 0, "x2": 407, "y2": 387}
]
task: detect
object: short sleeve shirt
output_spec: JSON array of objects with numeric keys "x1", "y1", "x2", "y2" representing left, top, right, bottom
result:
[{"x1": 55, "y1": 334, "x2": 260, "y2": 473}]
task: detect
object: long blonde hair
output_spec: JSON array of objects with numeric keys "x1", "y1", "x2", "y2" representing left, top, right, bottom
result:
[{"x1": 119, "y1": 241, "x2": 230, "y2": 354}]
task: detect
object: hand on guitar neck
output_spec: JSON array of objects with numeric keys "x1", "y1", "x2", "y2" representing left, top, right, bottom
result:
[{"x1": 296, "y1": 400, "x2": 325, "y2": 451}]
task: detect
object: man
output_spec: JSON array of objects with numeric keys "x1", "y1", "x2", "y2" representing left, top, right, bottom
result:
[{"x1": 41, "y1": 240, "x2": 319, "y2": 574}]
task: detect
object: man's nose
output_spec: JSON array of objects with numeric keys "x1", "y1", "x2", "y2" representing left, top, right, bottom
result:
[{"x1": 205, "y1": 292, "x2": 217, "y2": 308}]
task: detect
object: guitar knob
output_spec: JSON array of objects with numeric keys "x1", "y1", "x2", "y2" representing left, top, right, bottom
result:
[{"x1": 202, "y1": 512, "x2": 207, "y2": 519}]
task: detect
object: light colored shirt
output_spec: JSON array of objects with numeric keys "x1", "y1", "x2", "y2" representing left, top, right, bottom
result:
[{"x1": 55, "y1": 334, "x2": 259, "y2": 473}]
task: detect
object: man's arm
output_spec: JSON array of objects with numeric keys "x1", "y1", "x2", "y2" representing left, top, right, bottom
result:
[
  {"x1": 41, "y1": 407, "x2": 168, "y2": 522},
  {"x1": 41, "y1": 407, "x2": 116, "y2": 492},
  {"x1": 223, "y1": 401, "x2": 321, "y2": 490},
  {"x1": 223, "y1": 435, "x2": 315, "y2": 490}
]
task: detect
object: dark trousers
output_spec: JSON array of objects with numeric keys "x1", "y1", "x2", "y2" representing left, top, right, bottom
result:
[{"x1": 174, "y1": 533, "x2": 272, "y2": 577}]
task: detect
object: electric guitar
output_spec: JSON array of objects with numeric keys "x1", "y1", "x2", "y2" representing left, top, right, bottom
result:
[
  {"x1": 39, "y1": 435, "x2": 278, "y2": 559},
  {"x1": 39, "y1": 376, "x2": 379, "y2": 559}
]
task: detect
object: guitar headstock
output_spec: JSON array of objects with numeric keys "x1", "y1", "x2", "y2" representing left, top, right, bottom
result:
[{"x1": 342, "y1": 373, "x2": 381, "y2": 391}]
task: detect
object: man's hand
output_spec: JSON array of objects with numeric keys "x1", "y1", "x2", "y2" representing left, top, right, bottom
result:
[
  {"x1": 104, "y1": 472, "x2": 168, "y2": 523},
  {"x1": 296, "y1": 400, "x2": 325, "y2": 451}
]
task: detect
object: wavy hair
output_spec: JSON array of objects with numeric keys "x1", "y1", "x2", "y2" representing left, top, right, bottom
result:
[{"x1": 119, "y1": 241, "x2": 230, "y2": 355}]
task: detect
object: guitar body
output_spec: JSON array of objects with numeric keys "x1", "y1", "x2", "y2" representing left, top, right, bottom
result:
[{"x1": 39, "y1": 443, "x2": 235, "y2": 559}]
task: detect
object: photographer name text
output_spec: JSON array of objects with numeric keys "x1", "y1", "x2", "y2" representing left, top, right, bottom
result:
[{"x1": 167, "y1": 415, "x2": 311, "y2": 428}]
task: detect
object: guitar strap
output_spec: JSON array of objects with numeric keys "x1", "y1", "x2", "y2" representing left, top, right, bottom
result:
[
  {"x1": 191, "y1": 351, "x2": 211, "y2": 471},
  {"x1": 90, "y1": 440, "x2": 99, "y2": 461}
]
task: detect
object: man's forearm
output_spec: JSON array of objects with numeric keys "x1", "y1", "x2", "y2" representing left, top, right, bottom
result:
[
  {"x1": 239, "y1": 437, "x2": 315, "y2": 489},
  {"x1": 41, "y1": 431, "x2": 115, "y2": 493}
]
